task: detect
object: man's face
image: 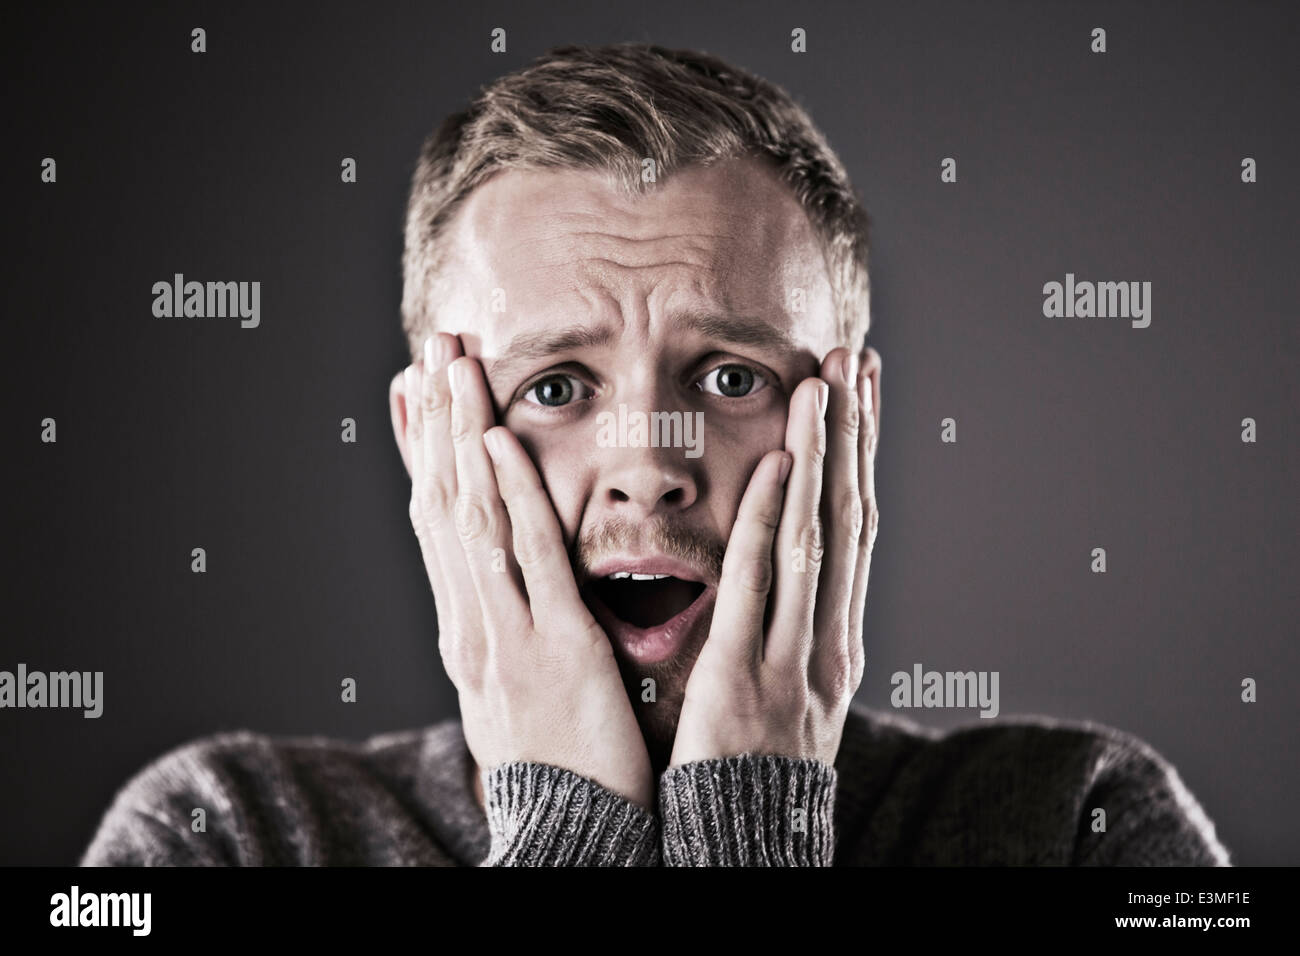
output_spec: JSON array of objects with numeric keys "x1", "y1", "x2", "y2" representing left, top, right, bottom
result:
[{"x1": 435, "y1": 156, "x2": 839, "y2": 767}]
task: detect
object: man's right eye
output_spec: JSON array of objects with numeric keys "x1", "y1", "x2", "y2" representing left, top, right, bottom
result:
[{"x1": 522, "y1": 373, "x2": 593, "y2": 408}]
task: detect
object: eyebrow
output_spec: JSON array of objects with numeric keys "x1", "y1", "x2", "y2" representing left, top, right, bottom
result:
[
  {"x1": 484, "y1": 311, "x2": 798, "y2": 389},
  {"x1": 485, "y1": 325, "x2": 616, "y2": 389},
  {"x1": 668, "y1": 310, "x2": 799, "y2": 353}
]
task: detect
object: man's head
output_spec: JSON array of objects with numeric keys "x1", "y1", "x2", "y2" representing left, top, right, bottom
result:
[{"x1": 392, "y1": 43, "x2": 878, "y2": 769}]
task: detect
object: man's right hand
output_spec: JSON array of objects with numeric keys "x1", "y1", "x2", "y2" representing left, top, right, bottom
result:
[{"x1": 397, "y1": 332, "x2": 654, "y2": 812}]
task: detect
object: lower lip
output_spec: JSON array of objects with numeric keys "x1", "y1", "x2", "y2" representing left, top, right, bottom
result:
[{"x1": 587, "y1": 585, "x2": 717, "y2": 666}]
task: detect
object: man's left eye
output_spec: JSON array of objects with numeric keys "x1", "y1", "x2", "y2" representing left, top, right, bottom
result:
[{"x1": 698, "y1": 363, "x2": 767, "y2": 398}]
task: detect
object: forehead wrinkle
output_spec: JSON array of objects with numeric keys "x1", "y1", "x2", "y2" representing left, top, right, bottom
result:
[
  {"x1": 666, "y1": 309, "x2": 798, "y2": 353},
  {"x1": 485, "y1": 322, "x2": 619, "y2": 387}
]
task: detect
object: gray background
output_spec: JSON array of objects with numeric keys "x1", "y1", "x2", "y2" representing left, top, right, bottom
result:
[{"x1": 3, "y1": 0, "x2": 1296, "y2": 865}]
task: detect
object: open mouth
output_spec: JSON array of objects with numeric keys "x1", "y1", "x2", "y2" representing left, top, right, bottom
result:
[{"x1": 587, "y1": 573, "x2": 708, "y2": 629}]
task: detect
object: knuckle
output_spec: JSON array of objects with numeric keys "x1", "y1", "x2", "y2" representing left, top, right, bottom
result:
[
  {"x1": 513, "y1": 526, "x2": 558, "y2": 570},
  {"x1": 838, "y1": 396, "x2": 860, "y2": 439},
  {"x1": 423, "y1": 380, "x2": 450, "y2": 422},
  {"x1": 861, "y1": 412, "x2": 879, "y2": 455},
  {"x1": 805, "y1": 439, "x2": 827, "y2": 472},
  {"x1": 837, "y1": 492, "x2": 864, "y2": 545},
  {"x1": 423, "y1": 480, "x2": 453, "y2": 524},
  {"x1": 743, "y1": 497, "x2": 782, "y2": 535},
  {"x1": 424, "y1": 400, "x2": 451, "y2": 438},
  {"x1": 861, "y1": 502, "x2": 880, "y2": 550},
  {"x1": 800, "y1": 518, "x2": 825, "y2": 567},
  {"x1": 493, "y1": 471, "x2": 521, "y2": 504},
  {"x1": 453, "y1": 491, "x2": 494, "y2": 545},
  {"x1": 409, "y1": 493, "x2": 435, "y2": 538},
  {"x1": 848, "y1": 646, "x2": 865, "y2": 692},
  {"x1": 411, "y1": 483, "x2": 453, "y2": 536},
  {"x1": 821, "y1": 652, "x2": 855, "y2": 700},
  {"x1": 449, "y1": 402, "x2": 473, "y2": 444},
  {"x1": 737, "y1": 555, "x2": 773, "y2": 595},
  {"x1": 496, "y1": 469, "x2": 538, "y2": 509},
  {"x1": 438, "y1": 629, "x2": 479, "y2": 687}
]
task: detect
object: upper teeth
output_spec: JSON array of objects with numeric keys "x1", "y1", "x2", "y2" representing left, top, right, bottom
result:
[{"x1": 607, "y1": 572, "x2": 672, "y2": 580}]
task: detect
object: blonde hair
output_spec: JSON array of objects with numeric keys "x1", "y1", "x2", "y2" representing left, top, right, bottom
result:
[{"x1": 401, "y1": 42, "x2": 871, "y2": 356}]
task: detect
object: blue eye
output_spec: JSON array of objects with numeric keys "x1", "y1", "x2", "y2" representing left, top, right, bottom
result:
[
  {"x1": 699, "y1": 363, "x2": 766, "y2": 398},
  {"x1": 523, "y1": 373, "x2": 592, "y2": 408}
]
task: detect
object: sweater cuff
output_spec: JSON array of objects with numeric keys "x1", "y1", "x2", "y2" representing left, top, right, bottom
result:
[
  {"x1": 482, "y1": 762, "x2": 661, "y2": 866},
  {"x1": 658, "y1": 754, "x2": 837, "y2": 866}
]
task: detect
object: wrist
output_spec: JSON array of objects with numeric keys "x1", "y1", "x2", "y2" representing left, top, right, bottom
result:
[
  {"x1": 658, "y1": 753, "x2": 837, "y2": 866},
  {"x1": 483, "y1": 761, "x2": 661, "y2": 866}
]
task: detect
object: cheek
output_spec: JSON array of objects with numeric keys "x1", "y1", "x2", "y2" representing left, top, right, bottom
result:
[
  {"x1": 702, "y1": 410, "x2": 789, "y2": 536},
  {"x1": 513, "y1": 426, "x2": 592, "y2": 545}
]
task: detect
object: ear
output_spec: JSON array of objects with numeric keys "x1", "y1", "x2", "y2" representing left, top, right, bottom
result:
[
  {"x1": 858, "y1": 345, "x2": 881, "y2": 448},
  {"x1": 389, "y1": 366, "x2": 414, "y2": 478}
]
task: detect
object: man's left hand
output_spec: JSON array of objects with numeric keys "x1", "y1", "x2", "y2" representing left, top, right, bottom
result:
[{"x1": 669, "y1": 345, "x2": 880, "y2": 768}]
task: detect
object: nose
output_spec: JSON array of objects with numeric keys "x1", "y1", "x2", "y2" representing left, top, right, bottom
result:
[
  {"x1": 596, "y1": 445, "x2": 699, "y2": 519},
  {"x1": 592, "y1": 364, "x2": 702, "y2": 518}
]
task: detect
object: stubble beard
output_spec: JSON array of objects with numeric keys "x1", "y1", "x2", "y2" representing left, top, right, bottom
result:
[
  {"x1": 574, "y1": 514, "x2": 725, "y2": 777},
  {"x1": 611, "y1": 613, "x2": 712, "y2": 775}
]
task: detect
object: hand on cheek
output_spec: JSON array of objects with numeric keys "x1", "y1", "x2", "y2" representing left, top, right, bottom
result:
[
  {"x1": 669, "y1": 345, "x2": 876, "y2": 768},
  {"x1": 402, "y1": 333, "x2": 655, "y2": 812}
]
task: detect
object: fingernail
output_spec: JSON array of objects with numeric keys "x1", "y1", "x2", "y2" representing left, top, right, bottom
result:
[
  {"x1": 816, "y1": 381, "x2": 829, "y2": 417},
  {"x1": 434, "y1": 334, "x2": 454, "y2": 367},
  {"x1": 844, "y1": 352, "x2": 858, "y2": 386},
  {"x1": 777, "y1": 452, "x2": 793, "y2": 484},
  {"x1": 404, "y1": 365, "x2": 416, "y2": 396},
  {"x1": 483, "y1": 429, "x2": 504, "y2": 461},
  {"x1": 448, "y1": 359, "x2": 465, "y2": 396},
  {"x1": 423, "y1": 335, "x2": 435, "y2": 368}
]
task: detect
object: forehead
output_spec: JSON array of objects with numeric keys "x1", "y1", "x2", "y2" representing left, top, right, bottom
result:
[{"x1": 438, "y1": 156, "x2": 836, "y2": 356}]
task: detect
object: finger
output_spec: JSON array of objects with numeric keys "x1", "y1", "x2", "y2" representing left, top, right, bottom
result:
[
  {"x1": 405, "y1": 362, "x2": 440, "y2": 587},
  {"x1": 420, "y1": 333, "x2": 463, "y2": 500},
  {"x1": 708, "y1": 450, "x2": 793, "y2": 671},
  {"x1": 404, "y1": 360, "x2": 464, "y2": 665},
  {"x1": 408, "y1": 337, "x2": 480, "y2": 680},
  {"x1": 482, "y1": 425, "x2": 599, "y2": 641},
  {"x1": 413, "y1": 336, "x2": 474, "y2": 596},
  {"x1": 447, "y1": 354, "x2": 531, "y2": 635},
  {"x1": 847, "y1": 348, "x2": 882, "y2": 687},
  {"x1": 390, "y1": 368, "x2": 415, "y2": 477},
  {"x1": 766, "y1": 376, "x2": 829, "y2": 667},
  {"x1": 813, "y1": 347, "x2": 862, "y2": 691}
]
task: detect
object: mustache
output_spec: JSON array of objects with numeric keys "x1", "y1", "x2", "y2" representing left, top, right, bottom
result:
[{"x1": 571, "y1": 515, "x2": 725, "y2": 586}]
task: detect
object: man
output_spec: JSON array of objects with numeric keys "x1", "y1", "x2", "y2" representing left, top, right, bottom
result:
[{"x1": 82, "y1": 43, "x2": 1230, "y2": 866}]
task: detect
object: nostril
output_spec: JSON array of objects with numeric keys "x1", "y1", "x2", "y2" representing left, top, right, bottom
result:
[{"x1": 608, "y1": 487, "x2": 686, "y2": 507}]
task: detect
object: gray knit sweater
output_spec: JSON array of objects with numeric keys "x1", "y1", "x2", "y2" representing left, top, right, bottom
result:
[{"x1": 79, "y1": 704, "x2": 1231, "y2": 866}]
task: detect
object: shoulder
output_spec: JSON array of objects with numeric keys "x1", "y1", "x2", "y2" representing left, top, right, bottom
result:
[
  {"x1": 834, "y1": 705, "x2": 1231, "y2": 866},
  {"x1": 81, "y1": 721, "x2": 470, "y2": 866}
]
